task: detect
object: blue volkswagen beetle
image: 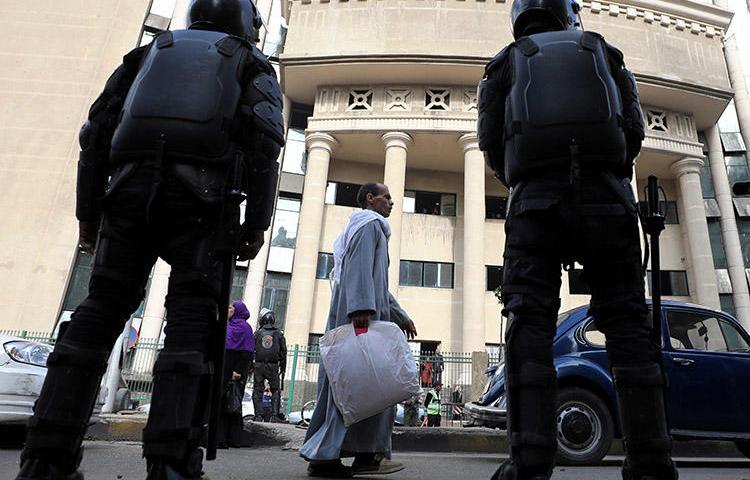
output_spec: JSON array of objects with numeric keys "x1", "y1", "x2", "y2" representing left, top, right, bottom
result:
[{"x1": 464, "y1": 300, "x2": 750, "y2": 465}]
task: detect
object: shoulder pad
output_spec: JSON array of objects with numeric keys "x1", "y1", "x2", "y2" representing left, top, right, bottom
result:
[
  {"x1": 250, "y1": 45, "x2": 274, "y2": 74},
  {"x1": 604, "y1": 40, "x2": 625, "y2": 67},
  {"x1": 122, "y1": 44, "x2": 149, "y2": 70},
  {"x1": 485, "y1": 45, "x2": 511, "y2": 75}
]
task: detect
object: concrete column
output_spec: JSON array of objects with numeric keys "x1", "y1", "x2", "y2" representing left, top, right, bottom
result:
[
  {"x1": 707, "y1": 126, "x2": 750, "y2": 329},
  {"x1": 242, "y1": 228, "x2": 273, "y2": 322},
  {"x1": 284, "y1": 133, "x2": 338, "y2": 346},
  {"x1": 132, "y1": 259, "x2": 170, "y2": 373},
  {"x1": 669, "y1": 158, "x2": 721, "y2": 309},
  {"x1": 381, "y1": 132, "x2": 412, "y2": 294},
  {"x1": 724, "y1": 35, "x2": 750, "y2": 151},
  {"x1": 139, "y1": 259, "x2": 170, "y2": 341},
  {"x1": 243, "y1": 95, "x2": 293, "y2": 321},
  {"x1": 459, "y1": 133, "x2": 487, "y2": 352}
]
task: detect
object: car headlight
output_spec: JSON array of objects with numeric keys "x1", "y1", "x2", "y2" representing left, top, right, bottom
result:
[{"x1": 4, "y1": 341, "x2": 53, "y2": 367}]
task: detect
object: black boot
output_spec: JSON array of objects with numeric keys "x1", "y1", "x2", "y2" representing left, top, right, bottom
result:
[
  {"x1": 252, "y1": 384, "x2": 264, "y2": 422},
  {"x1": 145, "y1": 449, "x2": 206, "y2": 480},
  {"x1": 490, "y1": 460, "x2": 550, "y2": 480},
  {"x1": 269, "y1": 390, "x2": 283, "y2": 423},
  {"x1": 613, "y1": 363, "x2": 678, "y2": 480},
  {"x1": 15, "y1": 457, "x2": 84, "y2": 480},
  {"x1": 502, "y1": 358, "x2": 557, "y2": 480},
  {"x1": 143, "y1": 351, "x2": 211, "y2": 480},
  {"x1": 16, "y1": 342, "x2": 109, "y2": 480}
]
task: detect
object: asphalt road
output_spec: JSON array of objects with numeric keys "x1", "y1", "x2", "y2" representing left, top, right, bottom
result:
[{"x1": 1, "y1": 442, "x2": 749, "y2": 480}]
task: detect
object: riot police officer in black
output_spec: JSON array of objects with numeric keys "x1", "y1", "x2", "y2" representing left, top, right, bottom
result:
[
  {"x1": 478, "y1": 1, "x2": 678, "y2": 479},
  {"x1": 252, "y1": 309, "x2": 287, "y2": 422},
  {"x1": 16, "y1": 0, "x2": 283, "y2": 479}
]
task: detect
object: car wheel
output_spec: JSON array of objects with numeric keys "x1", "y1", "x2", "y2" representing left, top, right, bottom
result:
[
  {"x1": 555, "y1": 387, "x2": 614, "y2": 466},
  {"x1": 735, "y1": 440, "x2": 750, "y2": 459}
]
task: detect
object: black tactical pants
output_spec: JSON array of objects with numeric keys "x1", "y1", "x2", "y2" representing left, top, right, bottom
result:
[
  {"x1": 499, "y1": 173, "x2": 665, "y2": 477},
  {"x1": 253, "y1": 362, "x2": 281, "y2": 419},
  {"x1": 23, "y1": 162, "x2": 232, "y2": 471}
]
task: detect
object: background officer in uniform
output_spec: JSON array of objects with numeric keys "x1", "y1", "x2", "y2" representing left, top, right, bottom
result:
[
  {"x1": 477, "y1": 1, "x2": 677, "y2": 479},
  {"x1": 15, "y1": 1, "x2": 283, "y2": 479},
  {"x1": 253, "y1": 308, "x2": 287, "y2": 422}
]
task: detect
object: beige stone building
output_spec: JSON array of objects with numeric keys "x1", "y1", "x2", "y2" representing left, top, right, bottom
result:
[{"x1": 3, "y1": 0, "x2": 750, "y2": 357}]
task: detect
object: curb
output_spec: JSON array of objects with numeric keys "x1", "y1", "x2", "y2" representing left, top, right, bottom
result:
[{"x1": 89, "y1": 415, "x2": 745, "y2": 459}]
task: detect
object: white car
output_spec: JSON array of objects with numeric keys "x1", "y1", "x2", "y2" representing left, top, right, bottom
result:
[{"x1": 0, "y1": 334, "x2": 53, "y2": 424}]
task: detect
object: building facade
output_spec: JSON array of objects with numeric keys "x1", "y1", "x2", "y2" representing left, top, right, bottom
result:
[{"x1": 4, "y1": 0, "x2": 750, "y2": 357}]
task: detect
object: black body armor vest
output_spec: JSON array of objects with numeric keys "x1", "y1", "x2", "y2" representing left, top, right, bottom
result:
[
  {"x1": 504, "y1": 30, "x2": 627, "y2": 185},
  {"x1": 111, "y1": 29, "x2": 247, "y2": 164},
  {"x1": 255, "y1": 326, "x2": 282, "y2": 363}
]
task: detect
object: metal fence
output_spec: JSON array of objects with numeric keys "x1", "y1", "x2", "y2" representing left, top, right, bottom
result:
[
  {"x1": 121, "y1": 337, "x2": 162, "y2": 404},
  {"x1": 0, "y1": 330, "x2": 56, "y2": 344},
  {"x1": 0, "y1": 329, "x2": 488, "y2": 426}
]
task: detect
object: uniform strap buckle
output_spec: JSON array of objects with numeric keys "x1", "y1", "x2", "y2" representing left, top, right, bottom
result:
[
  {"x1": 579, "y1": 31, "x2": 599, "y2": 52},
  {"x1": 515, "y1": 37, "x2": 539, "y2": 56},
  {"x1": 216, "y1": 37, "x2": 242, "y2": 57},
  {"x1": 156, "y1": 31, "x2": 174, "y2": 49}
]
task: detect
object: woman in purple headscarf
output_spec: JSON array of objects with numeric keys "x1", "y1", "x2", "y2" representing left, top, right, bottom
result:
[{"x1": 218, "y1": 300, "x2": 255, "y2": 448}]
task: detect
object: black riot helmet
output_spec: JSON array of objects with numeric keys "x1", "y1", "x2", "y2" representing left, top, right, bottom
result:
[
  {"x1": 187, "y1": 0, "x2": 263, "y2": 42},
  {"x1": 259, "y1": 308, "x2": 276, "y2": 327},
  {"x1": 510, "y1": 0, "x2": 581, "y2": 39}
]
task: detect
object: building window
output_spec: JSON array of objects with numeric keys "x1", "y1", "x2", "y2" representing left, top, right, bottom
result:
[
  {"x1": 699, "y1": 160, "x2": 716, "y2": 198},
  {"x1": 726, "y1": 154, "x2": 750, "y2": 194},
  {"x1": 325, "y1": 182, "x2": 362, "y2": 208},
  {"x1": 399, "y1": 261, "x2": 454, "y2": 288},
  {"x1": 646, "y1": 270, "x2": 690, "y2": 296},
  {"x1": 260, "y1": 272, "x2": 291, "y2": 330},
  {"x1": 404, "y1": 190, "x2": 456, "y2": 216},
  {"x1": 267, "y1": 196, "x2": 301, "y2": 273},
  {"x1": 61, "y1": 251, "x2": 95, "y2": 318},
  {"x1": 316, "y1": 253, "x2": 335, "y2": 280},
  {"x1": 638, "y1": 201, "x2": 679, "y2": 224},
  {"x1": 486, "y1": 266, "x2": 503, "y2": 291},
  {"x1": 231, "y1": 267, "x2": 248, "y2": 303},
  {"x1": 719, "y1": 294, "x2": 736, "y2": 318},
  {"x1": 347, "y1": 89, "x2": 373, "y2": 111},
  {"x1": 737, "y1": 219, "x2": 750, "y2": 268},
  {"x1": 60, "y1": 251, "x2": 150, "y2": 332},
  {"x1": 486, "y1": 196, "x2": 508, "y2": 219},
  {"x1": 282, "y1": 128, "x2": 306, "y2": 175},
  {"x1": 259, "y1": 0, "x2": 286, "y2": 57},
  {"x1": 307, "y1": 334, "x2": 322, "y2": 363},
  {"x1": 568, "y1": 269, "x2": 591, "y2": 295},
  {"x1": 707, "y1": 219, "x2": 728, "y2": 269}
]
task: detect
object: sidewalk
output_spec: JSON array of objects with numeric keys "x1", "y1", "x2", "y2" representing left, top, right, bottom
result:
[{"x1": 89, "y1": 414, "x2": 746, "y2": 459}]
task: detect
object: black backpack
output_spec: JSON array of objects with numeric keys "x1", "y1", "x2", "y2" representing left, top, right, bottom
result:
[
  {"x1": 504, "y1": 30, "x2": 627, "y2": 185},
  {"x1": 111, "y1": 29, "x2": 247, "y2": 164}
]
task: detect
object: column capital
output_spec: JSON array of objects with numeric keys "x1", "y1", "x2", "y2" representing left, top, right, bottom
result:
[
  {"x1": 381, "y1": 131, "x2": 413, "y2": 150},
  {"x1": 670, "y1": 157, "x2": 704, "y2": 178},
  {"x1": 458, "y1": 132, "x2": 480, "y2": 153},
  {"x1": 305, "y1": 132, "x2": 339, "y2": 153}
]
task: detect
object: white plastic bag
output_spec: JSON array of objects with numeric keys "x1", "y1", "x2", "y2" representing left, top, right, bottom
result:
[{"x1": 320, "y1": 320, "x2": 421, "y2": 427}]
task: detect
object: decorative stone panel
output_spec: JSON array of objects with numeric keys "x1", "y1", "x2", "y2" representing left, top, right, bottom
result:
[
  {"x1": 347, "y1": 88, "x2": 373, "y2": 111},
  {"x1": 290, "y1": 0, "x2": 726, "y2": 38},
  {"x1": 642, "y1": 107, "x2": 699, "y2": 143},
  {"x1": 464, "y1": 90, "x2": 478, "y2": 112},
  {"x1": 385, "y1": 88, "x2": 412, "y2": 112},
  {"x1": 425, "y1": 88, "x2": 451, "y2": 111}
]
